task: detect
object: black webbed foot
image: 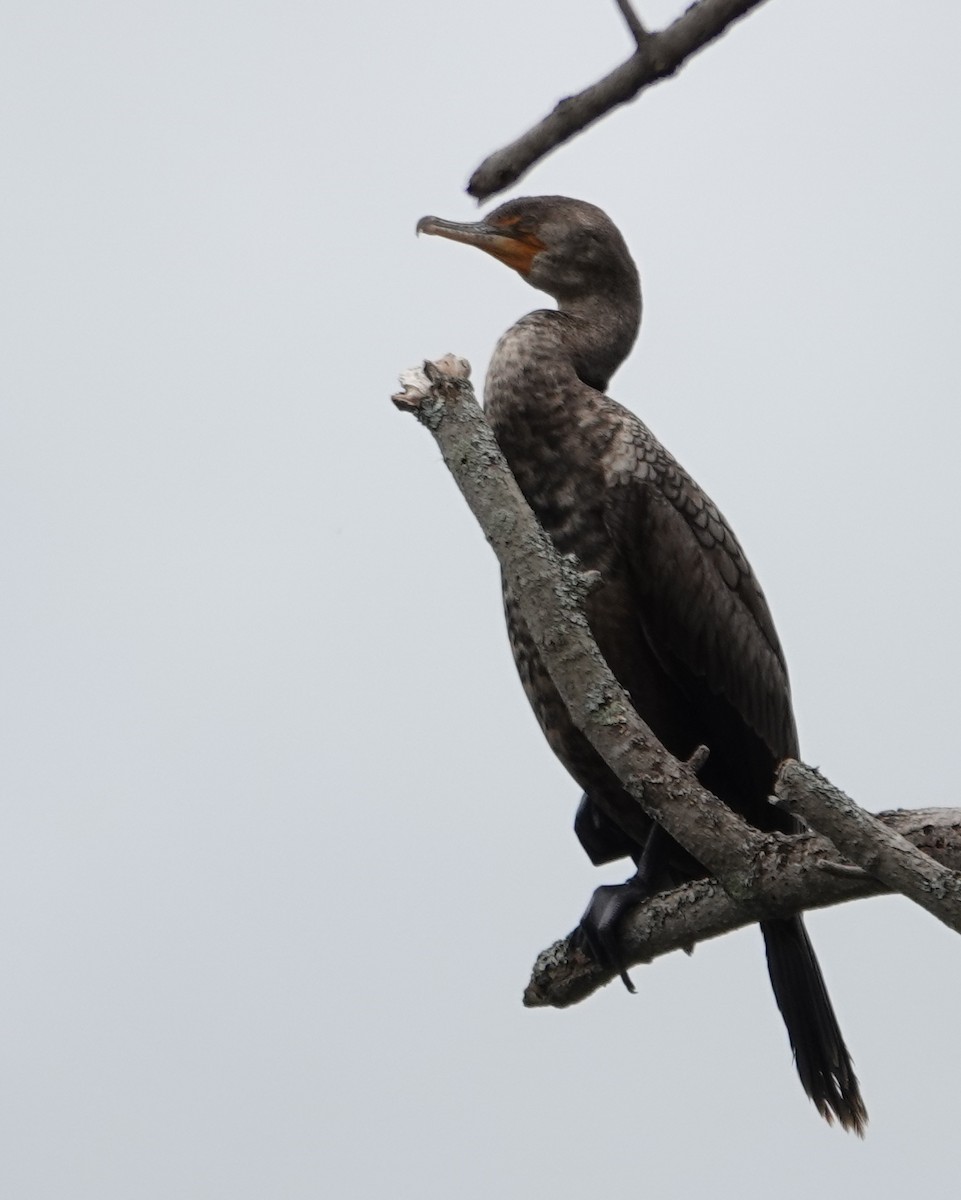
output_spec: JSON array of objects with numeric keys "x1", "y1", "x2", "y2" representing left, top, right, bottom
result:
[
  {"x1": 572, "y1": 876, "x2": 653, "y2": 992},
  {"x1": 572, "y1": 823, "x2": 678, "y2": 990}
]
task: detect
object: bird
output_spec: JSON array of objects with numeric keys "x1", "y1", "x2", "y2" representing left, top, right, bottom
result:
[{"x1": 417, "y1": 195, "x2": 866, "y2": 1134}]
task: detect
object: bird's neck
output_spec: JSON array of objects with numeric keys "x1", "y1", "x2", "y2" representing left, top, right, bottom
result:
[
  {"x1": 557, "y1": 289, "x2": 641, "y2": 393},
  {"x1": 484, "y1": 288, "x2": 640, "y2": 508},
  {"x1": 484, "y1": 287, "x2": 641, "y2": 425},
  {"x1": 484, "y1": 298, "x2": 637, "y2": 563}
]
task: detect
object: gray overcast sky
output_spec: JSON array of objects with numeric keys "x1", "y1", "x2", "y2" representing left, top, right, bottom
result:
[{"x1": 2, "y1": 1, "x2": 960, "y2": 1195}]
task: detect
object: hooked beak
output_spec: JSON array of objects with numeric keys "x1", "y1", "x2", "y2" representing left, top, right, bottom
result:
[{"x1": 416, "y1": 214, "x2": 544, "y2": 276}]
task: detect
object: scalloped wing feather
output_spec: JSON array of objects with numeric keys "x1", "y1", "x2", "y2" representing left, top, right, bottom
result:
[{"x1": 602, "y1": 406, "x2": 799, "y2": 762}]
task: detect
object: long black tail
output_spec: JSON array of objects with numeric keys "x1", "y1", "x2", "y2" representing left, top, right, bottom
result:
[{"x1": 761, "y1": 916, "x2": 867, "y2": 1135}]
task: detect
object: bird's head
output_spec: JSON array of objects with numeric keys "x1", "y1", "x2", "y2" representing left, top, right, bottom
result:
[{"x1": 417, "y1": 195, "x2": 638, "y2": 305}]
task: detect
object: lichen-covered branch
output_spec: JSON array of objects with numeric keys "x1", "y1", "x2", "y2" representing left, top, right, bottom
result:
[
  {"x1": 392, "y1": 356, "x2": 961, "y2": 1004},
  {"x1": 775, "y1": 761, "x2": 961, "y2": 934},
  {"x1": 393, "y1": 357, "x2": 766, "y2": 889},
  {"x1": 525, "y1": 808, "x2": 961, "y2": 1007},
  {"x1": 468, "y1": 0, "x2": 774, "y2": 200}
]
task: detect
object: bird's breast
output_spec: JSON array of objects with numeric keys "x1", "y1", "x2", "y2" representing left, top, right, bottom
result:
[{"x1": 485, "y1": 324, "x2": 621, "y2": 573}]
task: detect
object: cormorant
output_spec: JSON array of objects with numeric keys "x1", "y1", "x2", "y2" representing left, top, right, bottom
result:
[{"x1": 417, "y1": 196, "x2": 866, "y2": 1133}]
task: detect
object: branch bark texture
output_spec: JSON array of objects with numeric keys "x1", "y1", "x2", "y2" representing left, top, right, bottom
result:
[
  {"x1": 468, "y1": 0, "x2": 774, "y2": 200},
  {"x1": 526, "y1": 807, "x2": 961, "y2": 1007},
  {"x1": 776, "y1": 760, "x2": 961, "y2": 934}
]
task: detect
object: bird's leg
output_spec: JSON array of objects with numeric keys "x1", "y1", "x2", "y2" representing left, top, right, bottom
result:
[
  {"x1": 573, "y1": 824, "x2": 671, "y2": 991},
  {"x1": 573, "y1": 793, "x2": 638, "y2": 866}
]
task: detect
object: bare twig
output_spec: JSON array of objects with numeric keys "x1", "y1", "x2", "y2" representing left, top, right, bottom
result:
[
  {"x1": 614, "y1": 0, "x2": 649, "y2": 45},
  {"x1": 468, "y1": 0, "x2": 773, "y2": 200},
  {"x1": 776, "y1": 760, "x2": 961, "y2": 934},
  {"x1": 686, "y1": 744, "x2": 710, "y2": 773}
]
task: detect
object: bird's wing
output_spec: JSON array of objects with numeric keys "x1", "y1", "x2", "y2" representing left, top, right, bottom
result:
[{"x1": 601, "y1": 406, "x2": 799, "y2": 761}]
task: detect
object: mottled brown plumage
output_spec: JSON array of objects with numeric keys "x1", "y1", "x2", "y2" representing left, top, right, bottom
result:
[{"x1": 418, "y1": 196, "x2": 866, "y2": 1133}]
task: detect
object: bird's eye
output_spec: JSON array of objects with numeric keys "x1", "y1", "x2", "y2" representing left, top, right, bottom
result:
[{"x1": 499, "y1": 214, "x2": 535, "y2": 237}]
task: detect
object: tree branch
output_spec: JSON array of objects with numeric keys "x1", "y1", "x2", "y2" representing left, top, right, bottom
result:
[
  {"x1": 775, "y1": 760, "x2": 961, "y2": 934},
  {"x1": 393, "y1": 356, "x2": 961, "y2": 1005},
  {"x1": 468, "y1": 0, "x2": 774, "y2": 200},
  {"x1": 393, "y1": 357, "x2": 767, "y2": 892},
  {"x1": 613, "y1": 0, "x2": 649, "y2": 46},
  {"x1": 525, "y1": 807, "x2": 961, "y2": 1007}
]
